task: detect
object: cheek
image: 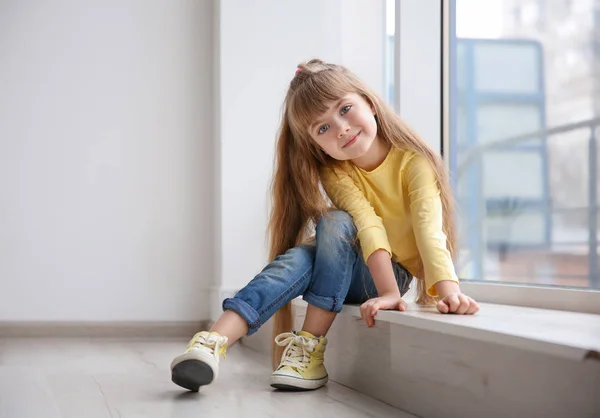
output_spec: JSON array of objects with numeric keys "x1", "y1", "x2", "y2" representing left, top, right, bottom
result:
[
  {"x1": 361, "y1": 114, "x2": 377, "y2": 136},
  {"x1": 313, "y1": 137, "x2": 333, "y2": 154},
  {"x1": 323, "y1": 142, "x2": 339, "y2": 156},
  {"x1": 310, "y1": 135, "x2": 324, "y2": 147}
]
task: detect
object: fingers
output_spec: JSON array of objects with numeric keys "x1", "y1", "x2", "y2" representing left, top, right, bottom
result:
[
  {"x1": 361, "y1": 296, "x2": 409, "y2": 327},
  {"x1": 360, "y1": 300, "x2": 376, "y2": 327},
  {"x1": 371, "y1": 301, "x2": 380, "y2": 317},
  {"x1": 455, "y1": 294, "x2": 470, "y2": 315},
  {"x1": 437, "y1": 300, "x2": 449, "y2": 313},
  {"x1": 466, "y1": 297, "x2": 480, "y2": 314},
  {"x1": 439, "y1": 294, "x2": 480, "y2": 315},
  {"x1": 398, "y1": 299, "x2": 407, "y2": 311},
  {"x1": 446, "y1": 294, "x2": 461, "y2": 312},
  {"x1": 360, "y1": 299, "x2": 386, "y2": 327}
]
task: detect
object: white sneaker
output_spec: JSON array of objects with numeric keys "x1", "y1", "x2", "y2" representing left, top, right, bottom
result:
[{"x1": 170, "y1": 331, "x2": 228, "y2": 392}]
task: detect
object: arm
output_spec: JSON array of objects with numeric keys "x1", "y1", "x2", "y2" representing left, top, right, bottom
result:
[
  {"x1": 406, "y1": 154, "x2": 479, "y2": 314},
  {"x1": 361, "y1": 249, "x2": 408, "y2": 326},
  {"x1": 320, "y1": 166, "x2": 398, "y2": 295},
  {"x1": 320, "y1": 165, "x2": 392, "y2": 263},
  {"x1": 406, "y1": 154, "x2": 459, "y2": 295},
  {"x1": 321, "y1": 167, "x2": 406, "y2": 326},
  {"x1": 434, "y1": 280, "x2": 461, "y2": 298},
  {"x1": 367, "y1": 249, "x2": 401, "y2": 297}
]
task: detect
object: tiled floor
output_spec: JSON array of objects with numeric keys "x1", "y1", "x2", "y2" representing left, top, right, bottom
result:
[{"x1": 0, "y1": 337, "x2": 412, "y2": 418}]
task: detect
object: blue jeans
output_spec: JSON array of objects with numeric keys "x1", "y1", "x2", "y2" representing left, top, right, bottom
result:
[{"x1": 222, "y1": 210, "x2": 413, "y2": 336}]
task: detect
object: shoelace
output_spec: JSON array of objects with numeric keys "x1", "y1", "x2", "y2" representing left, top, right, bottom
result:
[
  {"x1": 275, "y1": 332, "x2": 318, "y2": 370},
  {"x1": 187, "y1": 332, "x2": 228, "y2": 360}
]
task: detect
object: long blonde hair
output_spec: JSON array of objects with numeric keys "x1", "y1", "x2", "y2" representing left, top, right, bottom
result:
[{"x1": 267, "y1": 59, "x2": 456, "y2": 369}]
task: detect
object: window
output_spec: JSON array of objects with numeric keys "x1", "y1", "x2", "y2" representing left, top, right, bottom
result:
[
  {"x1": 449, "y1": 0, "x2": 600, "y2": 290},
  {"x1": 386, "y1": 0, "x2": 600, "y2": 311}
]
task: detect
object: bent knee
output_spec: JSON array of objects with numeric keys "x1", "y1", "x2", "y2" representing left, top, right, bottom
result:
[{"x1": 275, "y1": 245, "x2": 315, "y2": 266}]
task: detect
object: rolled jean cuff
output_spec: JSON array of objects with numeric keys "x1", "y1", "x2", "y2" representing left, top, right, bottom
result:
[
  {"x1": 302, "y1": 290, "x2": 343, "y2": 313},
  {"x1": 222, "y1": 297, "x2": 262, "y2": 336}
]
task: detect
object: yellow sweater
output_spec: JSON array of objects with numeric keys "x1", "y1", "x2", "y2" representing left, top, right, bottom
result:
[{"x1": 320, "y1": 147, "x2": 459, "y2": 296}]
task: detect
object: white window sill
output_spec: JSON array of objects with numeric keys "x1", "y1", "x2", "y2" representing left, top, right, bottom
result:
[
  {"x1": 458, "y1": 282, "x2": 600, "y2": 315},
  {"x1": 292, "y1": 299, "x2": 600, "y2": 362}
]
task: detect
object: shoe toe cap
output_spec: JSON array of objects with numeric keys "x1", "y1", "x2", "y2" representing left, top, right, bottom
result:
[{"x1": 272, "y1": 366, "x2": 302, "y2": 378}]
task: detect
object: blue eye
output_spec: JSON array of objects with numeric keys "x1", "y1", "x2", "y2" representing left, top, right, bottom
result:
[
  {"x1": 341, "y1": 105, "x2": 352, "y2": 115},
  {"x1": 318, "y1": 124, "x2": 329, "y2": 135}
]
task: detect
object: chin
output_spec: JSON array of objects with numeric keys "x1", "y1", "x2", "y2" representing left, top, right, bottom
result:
[{"x1": 351, "y1": 142, "x2": 371, "y2": 158}]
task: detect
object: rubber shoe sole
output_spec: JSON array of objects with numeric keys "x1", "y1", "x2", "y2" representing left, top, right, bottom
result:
[
  {"x1": 171, "y1": 359, "x2": 214, "y2": 392},
  {"x1": 270, "y1": 374, "x2": 328, "y2": 391}
]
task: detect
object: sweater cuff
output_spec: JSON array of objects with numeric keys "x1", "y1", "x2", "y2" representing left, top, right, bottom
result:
[{"x1": 425, "y1": 274, "x2": 460, "y2": 297}]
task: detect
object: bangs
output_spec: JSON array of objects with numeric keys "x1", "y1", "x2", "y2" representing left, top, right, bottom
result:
[{"x1": 287, "y1": 71, "x2": 356, "y2": 135}]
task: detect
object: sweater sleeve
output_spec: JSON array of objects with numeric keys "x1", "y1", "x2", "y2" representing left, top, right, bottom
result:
[
  {"x1": 405, "y1": 154, "x2": 459, "y2": 296},
  {"x1": 320, "y1": 166, "x2": 392, "y2": 262}
]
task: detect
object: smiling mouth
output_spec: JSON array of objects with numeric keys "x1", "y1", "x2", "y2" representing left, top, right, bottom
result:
[{"x1": 343, "y1": 132, "x2": 360, "y2": 148}]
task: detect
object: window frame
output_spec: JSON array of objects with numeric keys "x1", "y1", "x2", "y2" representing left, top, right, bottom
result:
[{"x1": 393, "y1": 0, "x2": 600, "y2": 314}]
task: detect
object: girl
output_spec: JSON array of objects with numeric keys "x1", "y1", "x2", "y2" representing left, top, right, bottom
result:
[{"x1": 170, "y1": 59, "x2": 479, "y2": 393}]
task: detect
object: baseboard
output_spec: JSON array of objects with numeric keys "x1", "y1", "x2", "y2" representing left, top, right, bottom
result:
[
  {"x1": 0, "y1": 321, "x2": 212, "y2": 338},
  {"x1": 0, "y1": 283, "x2": 240, "y2": 339}
]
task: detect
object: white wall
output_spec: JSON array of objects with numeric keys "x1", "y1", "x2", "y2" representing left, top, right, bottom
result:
[
  {"x1": 216, "y1": 0, "x2": 342, "y2": 294},
  {"x1": 0, "y1": 0, "x2": 214, "y2": 321},
  {"x1": 212, "y1": 0, "x2": 386, "y2": 319},
  {"x1": 341, "y1": 0, "x2": 386, "y2": 98},
  {"x1": 0, "y1": 0, "x2": 387, "y2": 323}
]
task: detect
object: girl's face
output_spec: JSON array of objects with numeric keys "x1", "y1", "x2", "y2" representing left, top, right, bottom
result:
[{"x1": 307, "y1": 92, "x2": 378, "y2": 161}]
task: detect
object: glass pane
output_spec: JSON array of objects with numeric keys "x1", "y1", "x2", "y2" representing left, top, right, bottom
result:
[
  {"x1": 476, "y1": 104, "x2": 541, "y2": 144},
  {"x1": 451, "y1": 0, "x2": 600, "y2": 289},
  {"x1": 473, "y1": 43, "x2": 540, "y2": 94}
]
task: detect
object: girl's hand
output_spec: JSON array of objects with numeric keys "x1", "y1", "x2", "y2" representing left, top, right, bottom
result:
[
  {"x1": 437, "y1": 293, "x2": 479, "y2": 315},
  {"x1": 434, "y1": 280, "x2": 480, "y2": 315},
  {"x1": 360, "y1": 293, "x2": 406, "y2": 327}
]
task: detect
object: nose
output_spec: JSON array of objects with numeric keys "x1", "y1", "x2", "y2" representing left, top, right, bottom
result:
[{"x1": 337, "y1": 123, "x2": 350, "y2": 139}]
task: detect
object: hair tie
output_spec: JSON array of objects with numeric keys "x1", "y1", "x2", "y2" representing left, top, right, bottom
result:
[{"x1": 295, "y1": 67, "x2": 302, "y2": 75}]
